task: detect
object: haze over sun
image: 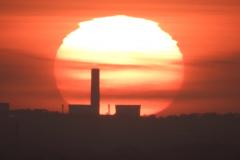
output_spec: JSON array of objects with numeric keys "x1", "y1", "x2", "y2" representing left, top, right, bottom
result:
[{"x1": 55, "y1": 15, "x2": 183, "y2": 115}]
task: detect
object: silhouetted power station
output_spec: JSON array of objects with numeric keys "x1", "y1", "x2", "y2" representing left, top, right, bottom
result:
[
  {"x1": 0, "y1": 68, "x2": 140, "y2": 118},
  {"x1": 69, "y1": 68, "x2": 141, "y2": 118},
  {"x1": 69, "y1": 69, "x2": 100, "y2": 117},
  {"x1": 115, "y1": 105, "x2": 140, "y2": 118}
]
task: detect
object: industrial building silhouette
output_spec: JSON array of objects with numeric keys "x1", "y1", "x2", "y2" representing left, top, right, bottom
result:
[
  {"x1": 69, "y1": 68, "x2": 141, "y2": 118},
  {"x1": 115, "y1": 105, "x2": 140, "y2": 117},
  {"x1": 0, "y1": 68, "x2": 140, "y2": 118},
  {"x1": 69, "y1": 68, "x2": 100, "y2": 117}
]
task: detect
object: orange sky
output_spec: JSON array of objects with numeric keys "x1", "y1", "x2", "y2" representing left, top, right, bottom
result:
[{"x1": 0, "y1": 0, "x2": 240, "y2": 115}]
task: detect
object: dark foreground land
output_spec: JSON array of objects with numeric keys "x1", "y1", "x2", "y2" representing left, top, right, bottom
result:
[{"x1": 0, "y1": 111, "x2": 240, "y2": 160}]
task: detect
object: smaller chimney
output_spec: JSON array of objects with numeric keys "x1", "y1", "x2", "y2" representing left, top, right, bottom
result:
[{"x1": 107, "y1": 104, "x2": 111, "y2": 115}]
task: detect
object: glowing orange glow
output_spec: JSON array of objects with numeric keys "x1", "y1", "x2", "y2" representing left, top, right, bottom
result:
[{"x1": 55, "y1": 15, "x2": 183, "y2": 116}]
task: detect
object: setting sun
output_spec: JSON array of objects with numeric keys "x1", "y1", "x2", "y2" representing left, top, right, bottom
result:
[{"x1": 55, "y1": 15, "x2": 183, "y2": 116}]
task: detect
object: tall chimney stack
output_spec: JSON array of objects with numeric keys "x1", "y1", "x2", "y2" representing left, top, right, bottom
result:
[{"x1": 91, "y1": 68, "x2": 100, "y2": 115}]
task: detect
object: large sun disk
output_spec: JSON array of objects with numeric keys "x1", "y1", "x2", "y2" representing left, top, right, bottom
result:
[{"x1": 55, "y1": 15, "x2": 183, "y2": 116}]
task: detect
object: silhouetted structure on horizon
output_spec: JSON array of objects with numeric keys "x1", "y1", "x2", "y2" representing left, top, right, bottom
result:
[
  {"x1": 68, "y1": 68, "x2": 141, "y2": 118},
  {"x1": 115, "y1": 105, "x2": 141, "y2": 118},
  {"x1": 68, "y1": 68, "x2": 100, "y2": 117}
]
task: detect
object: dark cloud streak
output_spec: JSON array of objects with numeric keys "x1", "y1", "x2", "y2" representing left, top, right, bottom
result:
[{"x1": 0, "y1": 48, "x2": 62, "y2": 109}]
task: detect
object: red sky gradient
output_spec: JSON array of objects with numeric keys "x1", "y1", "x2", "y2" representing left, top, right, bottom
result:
[{"x1": 0, "y1": 0, "x2": 240, "y2": 115}]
